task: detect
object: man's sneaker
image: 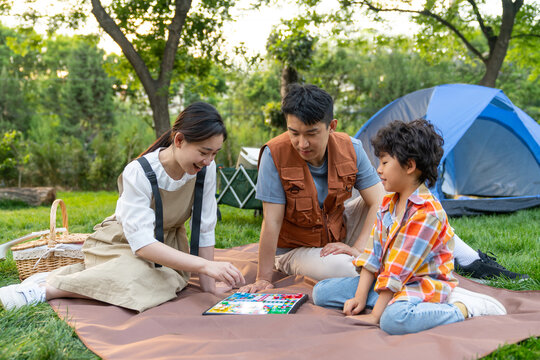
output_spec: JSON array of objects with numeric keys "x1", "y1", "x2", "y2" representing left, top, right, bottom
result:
[
  {"x1": 0, "y1": 274, "x2": 48, "y2": 310},
  {"x1": 448, "y1": 287, "x2": 507, "y2": 318},
  {"x1": 455, "y1": 250, "x2": 529, "y2": 280}
]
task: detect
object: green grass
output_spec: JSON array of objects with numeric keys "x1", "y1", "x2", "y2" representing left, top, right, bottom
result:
[{"x1": 0, "y1": 191, "x2": 538, "y2": 359}]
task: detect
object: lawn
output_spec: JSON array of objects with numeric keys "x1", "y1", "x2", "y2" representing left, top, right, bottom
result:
[{"x1": 0, "y1": 191, "x2": 538, "y2": 359}]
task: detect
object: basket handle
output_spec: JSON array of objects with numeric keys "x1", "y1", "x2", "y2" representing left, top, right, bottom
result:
[{"x1": 49, "y1": 199, "x2": 69, "y2": 245}]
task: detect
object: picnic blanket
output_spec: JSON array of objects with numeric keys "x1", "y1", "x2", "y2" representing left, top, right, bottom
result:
[{"x1": 50, "y1": 243, "x2": 540, "y2": 360}]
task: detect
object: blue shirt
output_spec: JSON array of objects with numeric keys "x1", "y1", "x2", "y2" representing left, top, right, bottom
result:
[{"x1": 256, "y1": 136, "x2": 380, "y2": 207}]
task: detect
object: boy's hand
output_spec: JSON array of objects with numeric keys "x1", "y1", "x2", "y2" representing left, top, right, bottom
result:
[
  {"x1": 346, "y1": 313, "x2": 380, "y2": 325},
  {"x1": 212, "y1": 282, "x2": 233, "y2": 296},
  {"x1": 343, "y1": 296, "x2": 366, "y2": 316}
]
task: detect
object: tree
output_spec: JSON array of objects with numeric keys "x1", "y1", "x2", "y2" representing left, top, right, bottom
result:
[
  {"x1": 265, "y1": 18, "x2": 317, "y2": 128},
  {"x1": 90, "y1": 0, "x2": 235, "y2": 137},
  {"x1": 0, "y1": 25, "x2": 41, "y2": 133},
  {"x1": 305, "y1": 36, "x2": 482, "y2": 132},
  {"x1": 338, "y1": 0, "x2": 540, "y2": 87},
  {"x1": 267, "y1": 18, "x2": 317, "y2": 99},
  {"x1": 61, "y1": 38, "x2": 115, "y2": 145},
  {"x1": 0, "y1": 130, "x2": 28, "y2": 187}
]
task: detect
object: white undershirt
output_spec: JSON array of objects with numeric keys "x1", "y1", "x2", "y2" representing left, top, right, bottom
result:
[{"x1": 115, "y1": 148, "x2": 217, "y2": 253}]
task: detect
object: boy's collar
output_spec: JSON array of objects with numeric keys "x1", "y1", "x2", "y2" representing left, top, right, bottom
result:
[
  {"x1": 381, "y1": 184, "x2": 431, "y2": 212},
  {"x1": 408, "y1": 184, "x2": 431, "y2": 205}
]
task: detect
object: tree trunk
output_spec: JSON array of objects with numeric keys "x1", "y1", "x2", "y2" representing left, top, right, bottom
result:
[
  {"x1": 479, "y1": 0, "x2": 523, "y2": 87},
  {"x1": 0, "y1": 187, "x2": 56, "y2": 206},
  {"x1": 149, "y1": 87, "x2": 172, "y2": 138},
  {"x1": 91, "y1": 0, "x2": 191, "y2": 139},
  {"x1": 280, "y1": 65, "x2": 299, "y2": 99}
]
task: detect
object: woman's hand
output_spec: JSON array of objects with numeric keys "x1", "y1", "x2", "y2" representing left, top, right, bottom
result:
[
  {"x1": 202, "y1": 261, "x2": 245, "y2": 288},
  {"x1": 320, "y1": 242, "x2": 360, "y2": 257},
  {"x1": 343, "y1": 296, "x2": 366, "y2": 316}
]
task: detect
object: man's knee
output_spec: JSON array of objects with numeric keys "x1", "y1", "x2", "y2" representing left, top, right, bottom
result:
[{"x1": 318, "y1": 254, "x2": 358, "y2": 279}]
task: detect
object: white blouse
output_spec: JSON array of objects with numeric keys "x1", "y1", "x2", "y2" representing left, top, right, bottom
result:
[{"x1": 115, "y1": 148, "x2": 217, "y2": 253}]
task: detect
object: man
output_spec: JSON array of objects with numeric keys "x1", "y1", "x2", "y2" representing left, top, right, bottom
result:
[{"x1": 240, "y1": 84, "x2": 527, "y2": 293}]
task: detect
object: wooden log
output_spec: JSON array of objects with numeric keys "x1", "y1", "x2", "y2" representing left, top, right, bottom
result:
[{"x1": 0, "y1": 187, "x2": 56, "y2": 206}]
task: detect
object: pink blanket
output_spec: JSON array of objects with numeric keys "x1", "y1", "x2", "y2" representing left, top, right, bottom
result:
[{"x1": 50, "y1": 244, "x2": 540, "y2": 359}]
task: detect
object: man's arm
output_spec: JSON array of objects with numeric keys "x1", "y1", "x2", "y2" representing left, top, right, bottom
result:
[
  {"x1": 321, "y1": 182, "x2": 384, "y2": 257},
  {"x1": 239, "y1": 201, "x2": 284, "y2": 293},
  {"x1": 351, "y1": 182, "x2": 384, "y2": 253}
]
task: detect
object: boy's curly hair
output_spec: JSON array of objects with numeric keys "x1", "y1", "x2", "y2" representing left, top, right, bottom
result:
[{"x1": 371, "y1": 119, "x2": 444, "y2": 187}]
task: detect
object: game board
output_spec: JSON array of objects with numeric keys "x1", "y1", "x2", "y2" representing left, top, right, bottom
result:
[{"x1": 203, "y1": 292, "x2": 308, "y2": 315}]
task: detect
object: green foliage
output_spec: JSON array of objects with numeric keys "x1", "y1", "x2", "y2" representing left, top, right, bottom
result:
[
  {"x1": 262, "y1": 101, "x2": 286, "y2": 129},
  {"x1": 266, "y1": 17, "x2": 317, "y2": 70},
  {"x1": 0, "y1": 25, "x2": 39, "y2": 133},
  {"x1": 497, "y1": 61, "x2": 540, "y2": 121},
  {"x1": 0, "y1": 24, "x2": 155, "y2": 189},
  {"x1": 214, "y1": 65, "x2": 281, "y2": 166},
  {"x1": 304, "y1": 36, "x2": 483, "y2": 132},
  {"x1": 60, "y1": 39, "x2": 115, "y2": 144},
  {"x1": 103, "y1": 0, "x2": 235, "y2": 91},
  {"x1": 0, "y1": 67, "x2": 31, "y2": 133},
  {"x1": 87, "y1": 133, "x2": 123, "y2": 190},
  {"x1": 26, "y1": 116, "x2": 90, "y2": 188},
  {"x1": 508, "y1": 4, "x2": 540, "y2": 79},
  {"x1": 112, "y1": 98, "x2": 156, "y2": 164},
  {"x1": 1, "y1": 3, "x2": 539, "y2": 189},
  {"x1": 0, "y1": 130, "x2": 28, "y2": 186}
]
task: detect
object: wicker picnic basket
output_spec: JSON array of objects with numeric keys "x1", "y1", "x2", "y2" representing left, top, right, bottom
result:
[{"x1": 10, "y1": 199, "x2": 88, "y2": 280}]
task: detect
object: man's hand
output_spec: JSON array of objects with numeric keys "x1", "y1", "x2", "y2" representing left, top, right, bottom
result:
[
  {"x1": 238, "y1": 279, "x2": 274, "y2": 293},
  {"x1": 343, "y1": 296, "x2": 366, "y2": 316},
  {"x1": 320, "y1": 242, "x2": 360, "y2": 257}
]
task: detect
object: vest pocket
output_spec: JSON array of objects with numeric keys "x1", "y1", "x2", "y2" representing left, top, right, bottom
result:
[
  {"x1": 335, "y1": 161, "x2": 356, "y2": 203},
  {"x1": 285, "y1": 197, "x2": 314, "y2": 226},
  {"x1": 281, "y1": 167, "x2": 305, "y2": 194}
]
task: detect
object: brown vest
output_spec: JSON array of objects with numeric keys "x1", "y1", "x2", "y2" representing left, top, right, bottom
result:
[{"x1": 260, "y1": 131, "x2": 357, "y2": 248}]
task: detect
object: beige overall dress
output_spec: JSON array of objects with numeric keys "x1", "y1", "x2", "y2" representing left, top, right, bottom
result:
[{"x1": 48, "y1": 175, "x2": 197, "y2": 312}]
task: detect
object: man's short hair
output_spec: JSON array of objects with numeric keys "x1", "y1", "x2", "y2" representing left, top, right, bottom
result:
[
  {"x1": 371, "y1": 119, "x2": 444, "y2": 187},
  {"x1": 281, "y1": 84, "x2": 334, "y2": 126}
]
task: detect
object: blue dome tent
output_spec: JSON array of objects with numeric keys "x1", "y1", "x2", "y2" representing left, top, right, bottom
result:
[{"x1": 354, "y1": 83, "x2": 540, "y2": 216}]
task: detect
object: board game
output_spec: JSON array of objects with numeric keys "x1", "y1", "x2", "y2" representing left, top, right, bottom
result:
[{"x1": 203, "y1": 292, "x2": 308, "y2": 315}]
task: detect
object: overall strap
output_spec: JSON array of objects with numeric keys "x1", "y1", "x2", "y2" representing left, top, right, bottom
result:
[
  {"x1": 137, "y1": 157, "x2": 164, "y2": 268},
  {"x1": 190, "y1": 166, "x2": 206, "y2": 256}
]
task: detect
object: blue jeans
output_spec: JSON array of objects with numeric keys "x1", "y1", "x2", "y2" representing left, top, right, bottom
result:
[{"x1": 312, "y1": 276, "x2": 465, "y2": 335}]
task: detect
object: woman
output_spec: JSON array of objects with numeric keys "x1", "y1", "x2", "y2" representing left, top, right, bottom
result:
[{"x1": 0, "y1": 102, "x2": 244, "y2": 312}]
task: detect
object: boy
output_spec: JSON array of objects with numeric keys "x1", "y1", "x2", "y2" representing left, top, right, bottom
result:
[{"x1": 312, "y1": 119, "x2": 507, "y2": 335}]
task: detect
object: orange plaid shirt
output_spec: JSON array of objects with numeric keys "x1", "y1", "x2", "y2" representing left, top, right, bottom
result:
[{"x1": 354, "y1": 184, "x2": 458, "y2": 304}]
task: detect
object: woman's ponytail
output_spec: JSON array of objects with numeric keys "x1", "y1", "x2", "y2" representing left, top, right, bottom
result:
[{"x1": 138, "y1": 129, "x2": 174, "y2": 158}]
